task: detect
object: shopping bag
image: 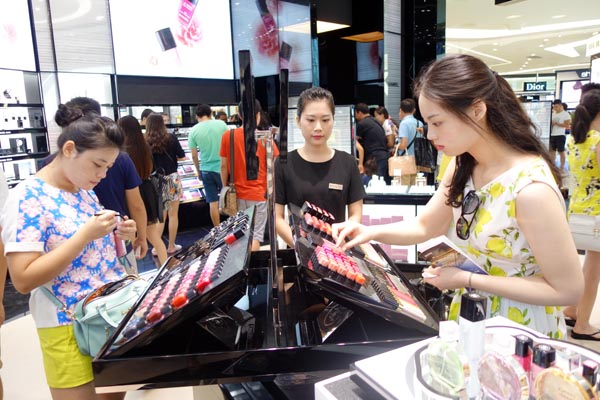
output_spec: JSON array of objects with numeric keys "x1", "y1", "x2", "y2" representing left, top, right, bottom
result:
[
  {"x1": 388, "y1": 153, "x2": 417, "y2": 177},
  {"x1": 414, "y1": 135, "x2": 437, "y2": 173}
]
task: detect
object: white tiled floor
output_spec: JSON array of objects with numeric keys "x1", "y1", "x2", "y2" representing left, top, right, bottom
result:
[{"x1": 0, "y1": 315, "x2": 224, "y2": 400}]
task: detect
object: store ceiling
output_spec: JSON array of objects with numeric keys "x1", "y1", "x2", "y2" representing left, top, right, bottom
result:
[
  {"x1": 41, "y1": 0, "x2": 600, "y2": 77},
  {"x1": 446, "y1": 0, "x2": 600, "y2": 75}
]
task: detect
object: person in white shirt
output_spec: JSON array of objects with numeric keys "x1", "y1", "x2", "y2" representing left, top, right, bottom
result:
[{"x1": 550, "y1": 99, "x2": 571, "y2": 172}]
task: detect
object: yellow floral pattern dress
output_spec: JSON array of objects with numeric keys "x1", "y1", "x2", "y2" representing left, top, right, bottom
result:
[
  {"x1": 566, "y1": 129, "x2": 600, "y2": 216},
  {"x1": 446, "y1": 157, "x2": 567, "y2": 339}
]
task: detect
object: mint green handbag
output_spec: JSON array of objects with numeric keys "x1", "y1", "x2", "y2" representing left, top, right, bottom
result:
[{"x1": 42, "y1": 275, "x2": 148, "y2": 357}]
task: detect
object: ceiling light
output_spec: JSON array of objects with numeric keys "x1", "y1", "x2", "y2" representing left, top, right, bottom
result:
[
  {"x1": 539, "y1": 44, "x2": 544, "y2": 48},
  {"x1": 493, "y1": 48, "x2": 498, "y2": 51},
  {"x1": 543, "y1": 38, "x2": 549, "y2": 42},
  {"x1": 506, "y1": 15, "x2": 522, "y2": 20},
  {"x1": 446, "y1": 19, "x2": 600, "y2": 40},
  {"x1": 503, "y1": 62, "x2": 591, "y2": 75},
  {"x1": 445, "y1": 43, "x2": 511, "y2": 67},
  {"x1": 341, "y1": 31, "x2": 384, "y2": 42},
  {"x1": 551, "y1": 15, "x2": 566, "y2": 19},
  {"x1": 493, "y1": 42, "x2": 499, "y2": 46}
]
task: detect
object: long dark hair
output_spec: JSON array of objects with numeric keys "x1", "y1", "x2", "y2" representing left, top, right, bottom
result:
[
  {"x1": 145, "y1": 113, "x2": 170, "y2": 153},
  {"x1": 413, "y1": 54, "x2": 560, "y2": 206},
  {"x1": 572, "y1": 89, "x2": 600, "y2": 144},
  {"x1": 118, "y1": 115, "x2": 153, "y2": 179},
  {"x1": 54, "y1": 104, "x2": 123, "y2": 153}
]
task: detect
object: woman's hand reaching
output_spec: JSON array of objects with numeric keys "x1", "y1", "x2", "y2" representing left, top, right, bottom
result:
[
  {"x1": 422, "y1": 265, "x2": 470, "y2": 291},
  {"x1": 332, "y1": 220, "x2": 372, "y2": 251}
]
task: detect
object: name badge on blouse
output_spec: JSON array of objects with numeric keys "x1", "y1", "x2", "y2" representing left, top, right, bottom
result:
[{"x1": 329, "y1": 183, "x2": 343, "y2": 191}]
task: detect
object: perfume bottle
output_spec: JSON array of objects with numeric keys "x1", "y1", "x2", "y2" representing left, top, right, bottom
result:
[
  {"x1": 177, "y1": 0, "x2": 198, "y2": 29},
  {"x1": 458, "y1": 292, "x2": 487, "y2": 399}
]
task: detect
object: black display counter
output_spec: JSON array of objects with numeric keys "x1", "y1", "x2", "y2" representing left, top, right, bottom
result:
[{"x1": 92, "y1": 206, "x2": 439, "y2": 396}]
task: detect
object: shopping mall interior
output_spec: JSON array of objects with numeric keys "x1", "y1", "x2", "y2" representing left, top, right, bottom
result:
[{"x1": 1, "y1": 0, "x2": 600, "y2": 399}]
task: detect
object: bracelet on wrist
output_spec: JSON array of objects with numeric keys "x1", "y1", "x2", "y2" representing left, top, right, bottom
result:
[{"x1": 468, "y1": 272, "x2": 474, "y2": 291}]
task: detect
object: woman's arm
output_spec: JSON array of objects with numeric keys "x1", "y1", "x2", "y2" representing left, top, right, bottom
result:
[
  {"x1": 7, "y1": 212, "x2": 121, "y2": 294},
  {"x1": 275, "y1": 203, "x2": 294, "y2": 248},
  {"x1": 125, "y1": 187, "x2": 148, "y2": 259},
  {"x1": 334, "y1": 161, "x2": 456, "y2": 250},
  {"x1": 424, "y1": 182, "x2": 583, "y2": 307},
  {"x1": 346, "y1": 200, "x2": 363, "y2": 224}
]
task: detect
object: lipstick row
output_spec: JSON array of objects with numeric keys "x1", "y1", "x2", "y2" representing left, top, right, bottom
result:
[
  {"x1": 122, "y1": 246, "x2": 229, "y2": 339},
  {"x1": 309, "y1": 245, "x2": 366, "y2": 287}
]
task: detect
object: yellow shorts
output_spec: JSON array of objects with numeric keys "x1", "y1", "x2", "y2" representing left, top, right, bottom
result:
[{"x1": 37, "y1": 325, "x2": 94, "y2": 389}]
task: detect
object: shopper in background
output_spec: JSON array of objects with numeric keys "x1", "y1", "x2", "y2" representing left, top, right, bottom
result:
[
  {"x1": 396, "y1": 98, "x2": 422, "y2": 185},
  {"x1": 355, "y1": 103, "x2": 390, "y2": 184},
  {"x1": 188, "y1": 104, "x2": 228, "y2": 227},
  {"x1": 373, "y1": 106, "x2": 397, "y2": 151},
  {"x1": 563, "y1": 89, "x2": 600, "y2": 341},
  {"x1": 220, "y1": 100, "x2": 279, "y2": 251},
  {"x1": 333, "y1": 54, "x2": 583, "y2": 338},
  {"x1": 0, "y1": 168, "x2": 8, "y2": 400},
  {"x1": 145, "y1": 114, "x2": 186, "y2": 255},
  {"x1": 67, "y1": 97, "x2": 148, "y2": 274},
  {"x1": 215, "y1": 110, "x2": 228, "y2": 123},
  {"x1": 140, "y1": 108, "x2": 154, "y2": 127},
  {"x1": 550, "y1": 99, "x2": 571, "y2": 173},
  {"x1": 275, "y1": 87, "x2": 365, "y2": 248},
  {"x1": 118, "y1": 115, "x2": 169, "y2": 265},
  {"x1": 0, "y1": 104, "x2": 136, "y2": 400}
]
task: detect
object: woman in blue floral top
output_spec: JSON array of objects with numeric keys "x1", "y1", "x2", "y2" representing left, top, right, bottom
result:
[
  {"x1": 333, "y1": 54, "x2": 583, "y2": 339},
  {"x1": 0, "y1": 105, "x2": 136, "y2": 400}
]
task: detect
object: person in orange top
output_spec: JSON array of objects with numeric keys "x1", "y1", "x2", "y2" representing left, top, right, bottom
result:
[{"x1": 220, "y1": 100, "x2": 279, "y2": 250}]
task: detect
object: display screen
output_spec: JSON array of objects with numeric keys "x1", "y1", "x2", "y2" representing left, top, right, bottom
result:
[
  {"x1": 231, "y1": 0, "x2": 311, "y2": 81},
  {"x1": 521, "y1": 101, "x2": 552, "y2": 147},
  {"x1": 109, "y1": 0, "x2": 233, "y2": 79},
  {"x1": 356, "y1": 41, "x2": 383, "y2": 82},
  {"x1": 0, "y1": 0, "x2": 36, "y2": 71},
  {"x1": 560, "y1": 79, "x2": 589, "y2": 110},
  {"x1": 287, "y1": 105, "x2": 354, "y2": 155}
]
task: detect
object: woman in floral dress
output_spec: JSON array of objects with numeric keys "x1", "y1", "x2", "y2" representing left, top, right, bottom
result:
[
  {"x1": 0, "y1": 105, "x2": 136, "y2": 400},
  {"x1": 333, "y1": 54, "x2": 583, "y2": 339},
  {"x1": 563, "y1": 89, "x2": 600, "y2": 340}
]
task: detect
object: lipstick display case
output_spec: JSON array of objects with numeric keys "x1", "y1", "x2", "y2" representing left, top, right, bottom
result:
[{"x1": 93, "y1": 204, "x2": 439, "y2": 394}]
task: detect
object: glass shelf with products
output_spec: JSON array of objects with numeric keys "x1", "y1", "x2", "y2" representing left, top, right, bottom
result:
[
  {"x1": 0, "y1": 69, "x2": 50, "y2": 186},
  {"x1": 175, "y1": 128, "x2": 205, "y2": 204}
]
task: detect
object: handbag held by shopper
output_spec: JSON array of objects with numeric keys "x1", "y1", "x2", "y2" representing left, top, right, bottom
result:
[
  {"x1": 219, "y1": 129, "x2": 238, "y2": 217},
  {"x1": 42, "y1": 274, "x2": 148, "y2": 357},
  {"x1": 568, "y1": 213, "x2": 600, "y2": 252}
]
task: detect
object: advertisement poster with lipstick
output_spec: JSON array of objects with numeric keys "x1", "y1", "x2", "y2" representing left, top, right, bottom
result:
[
  {"x1": 231, "y1": 0, "x2": 311, "y2": 81},
  {"x1": 0, "y1": 0, "x2": 36, "y2": 72},
  {"x1": 109, "y1": 0, "x2": 233, "y2": 79}
]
